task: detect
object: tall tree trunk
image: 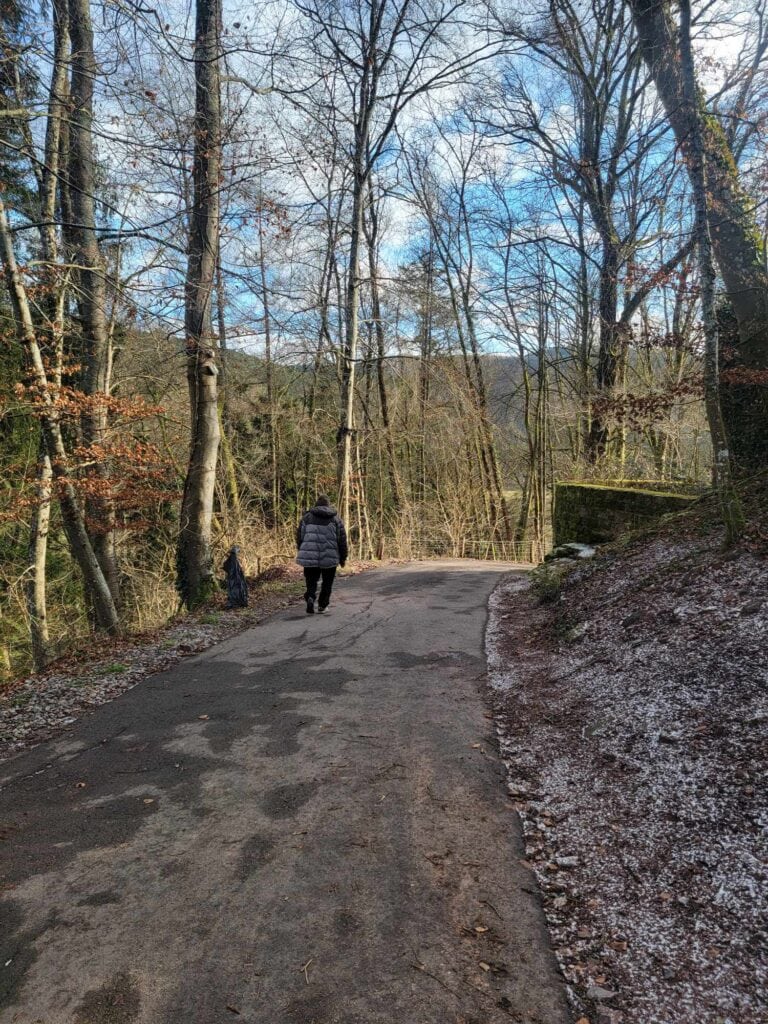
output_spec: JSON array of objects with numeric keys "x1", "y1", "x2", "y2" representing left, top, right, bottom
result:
[
  {"x1": 364, "y1": 182, "x2": 402, "y2": 512},
  {"x1": 303, "y1": 309, "x2": 328, "y2": 512},
  {"x1": 629, "y1": 0, "x2": 768, "y2": 469},
  {"x1": 678, "y1": 0, "x2": 743, "y2": 541},
  {"x1": 587, "y1": 236, "x2": 621, "y2": 459},
  {"x1": 25, "y1": 442, "x2": 52, "y2": 671},
  {"x1": 215, "y1": 247, "x2": 242, "y2": 527},
  {"x1": 0, "y1": 198, "x2": 120, "y2": 633},
  {"x1": 417, "y1": 252, "x2": 434, "y2": 507},
  {"x1": 576, "y1": 196, "x2": 592, "y2": 462},
  {"x1": 513, "y1": 339, "x2": 535, "y2": 549},
  {"x1": 257, "y1": 211, "x2": 279, "y2": 524},
  {"x1": 176, "y1": 0, "x2": 222, "y2": 608},
  {"x1": 23, "y1": 0, "x2": 70, "y2": 666},
  {"x1": 532, "y1": 341, "x2": 549, "y2": 563},
  {"x1": 68, "y1": 0, "x2": 121, "y2": 606},
  {"x1": 338, "y1": 169, "x2": 364, "y2": 527}
]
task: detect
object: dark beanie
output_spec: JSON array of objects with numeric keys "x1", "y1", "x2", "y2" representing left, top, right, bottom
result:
[{"x1": 315, "y1": 494, "x2": 331, "y2": 507}]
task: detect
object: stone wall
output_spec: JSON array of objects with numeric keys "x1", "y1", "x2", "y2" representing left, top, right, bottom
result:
[{"x1": 553, "y1": 481, "x2": 701, "y2": 546}]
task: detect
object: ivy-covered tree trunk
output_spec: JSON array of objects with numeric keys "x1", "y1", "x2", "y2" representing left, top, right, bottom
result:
[
  {"x1": 176, "y1": 0, "x2": 221, "y2": 608},
  {"x1": 628, "y1": 0, "x2": 768, "y2": 470}
]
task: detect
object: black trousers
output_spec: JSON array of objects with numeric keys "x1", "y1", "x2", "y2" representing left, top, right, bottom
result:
[{"x1": 303, "y1": 566, "x2": 337, "y2": 608}]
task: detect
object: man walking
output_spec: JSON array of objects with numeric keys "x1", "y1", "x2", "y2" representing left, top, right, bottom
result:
[{"x1": 296, "y1": 494, "x2": 348, "y2": 614}]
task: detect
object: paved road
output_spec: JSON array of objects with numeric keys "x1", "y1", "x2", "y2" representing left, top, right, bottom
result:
[{"x1": 0, "y1": 562, "x2": 569, "y2": 1024}]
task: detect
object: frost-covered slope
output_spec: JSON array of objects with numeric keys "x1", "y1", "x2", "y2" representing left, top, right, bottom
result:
[{"x1": 486, "y1": 500, "x2": 767, "y2": 1024}]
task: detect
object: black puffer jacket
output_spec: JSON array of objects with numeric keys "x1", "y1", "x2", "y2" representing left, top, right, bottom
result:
[{"x1": 296, "y1": 505, "x2": 348, "y2": 568}]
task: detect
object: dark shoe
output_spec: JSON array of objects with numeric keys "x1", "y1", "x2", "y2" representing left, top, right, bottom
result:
[{"x1": 306, "y1": 598, "x2": 315, "y2": 614}]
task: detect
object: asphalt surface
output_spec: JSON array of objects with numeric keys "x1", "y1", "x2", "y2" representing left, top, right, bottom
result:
[{"x1": 0, "y1": 561, "x2": 570, "y2": 1024}]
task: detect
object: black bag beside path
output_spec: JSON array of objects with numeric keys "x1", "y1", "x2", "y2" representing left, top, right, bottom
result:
[{"x1": 223, "y1": 546, "x2": 249, "y2": 608}]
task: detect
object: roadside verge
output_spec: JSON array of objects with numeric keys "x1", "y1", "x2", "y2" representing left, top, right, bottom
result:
[{"x1": 485, "y1": 546, "x2": 767, "y2": 1024}]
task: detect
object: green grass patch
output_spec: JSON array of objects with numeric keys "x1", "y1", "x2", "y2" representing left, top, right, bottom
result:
[
  {"x1": 258, "y1": 580, "x2": 303, "y2": 595},
  {"x1": 529, "y1": 562, "x2": 572, "y2": 605}
]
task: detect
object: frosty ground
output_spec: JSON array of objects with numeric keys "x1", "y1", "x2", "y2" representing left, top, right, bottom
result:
[{"x1": 486, "y1": 521, "x2": 767, "y2": 1024}]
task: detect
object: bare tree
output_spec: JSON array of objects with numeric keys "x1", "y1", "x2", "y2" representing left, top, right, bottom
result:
[
  {"x1": 64, "y1": 0, "x2": 124, "y2": 609},
  {"x1": 176, "y1": 0, "x2": 222, "y2": 608},
  {"x1": 0, "y1": 198, "x2": 121, "y2": 634},
  {"x1": 404, "y1": 127, "x2": 514, "y2": 540},
  {"x1": 628, "y1": 0, "x2": 768, "y2": 470},
  {"x1": 488, "y1": 0, "x2": 694, "y2": 462},
  {"x1": 294, "y1": 0, "x2": 502, "y2": 525}
]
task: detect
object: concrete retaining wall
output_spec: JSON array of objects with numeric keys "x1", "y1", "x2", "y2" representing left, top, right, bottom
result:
[{"x1": 553, "y1": 481, "x2": 701, "y2": 546}]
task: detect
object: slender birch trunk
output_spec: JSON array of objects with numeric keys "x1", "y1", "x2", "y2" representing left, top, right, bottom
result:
[
  {"x1": 23, "y1": 0, "x2": 69, "y2": 663},
  {"x1": 416, "y1": 252, "x2": 434, "y2": 507},
  {"x1": 364, "y1": 182, "x2": 402, "y2": 512},
  {"x1": 25, "y1": 443, "x2": 52, "y2": 670},
  {"x1": 257, "y1": 212, "x2": 279, "y2": 523}
]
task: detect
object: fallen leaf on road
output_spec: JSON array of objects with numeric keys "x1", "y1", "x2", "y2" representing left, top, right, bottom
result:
[
  {"x1": 474, "y1": 926, "x2": 489, "y2": 933},
  {"x1": 198, "y1": 714, "x2": 209, "y2": 720},
  {"x1": 225, "y1": 1005, "x2": 240, "y2": 1015},
  {"x1": 75, "y1": 782, "x2": 86, "y2": 788},
  {"x1": 143, "y1": 799, "x2": 155, "y2": 805},
  {"x1": 479, "y1": 961, "x2": 491, "y2": 971}
]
